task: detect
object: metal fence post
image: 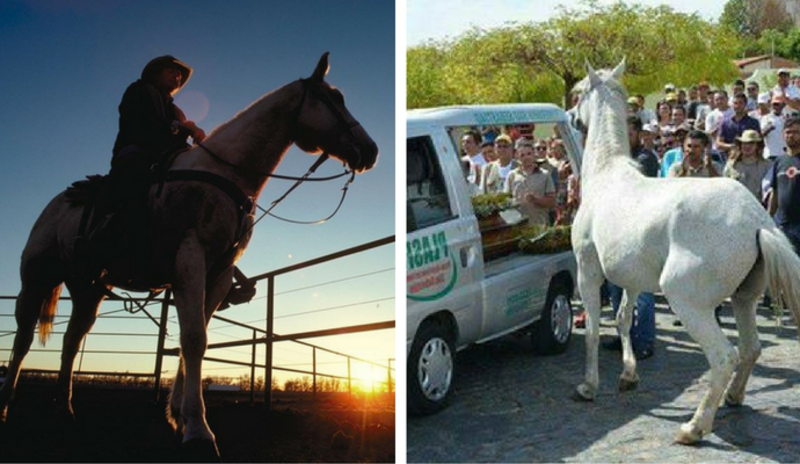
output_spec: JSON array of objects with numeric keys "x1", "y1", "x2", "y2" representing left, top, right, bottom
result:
[
  {"x1": 265, "y1": 276, "x2": 275, "y2": 408},
  {"x1": 387, "y1": 358, "x2": 392, "y2": 394},
  {"x1": 250, "y1": 329, "x2": 256, "y2": 405},
  {"x1": 312, "y1": 346, "x2": 317, "y2": 399},
  {"x1": 153, "y1": 289, "x2": 171, "y2": 402},
  {"x1": 347, "y1": 356, "x2": 352, "y2": 396}
]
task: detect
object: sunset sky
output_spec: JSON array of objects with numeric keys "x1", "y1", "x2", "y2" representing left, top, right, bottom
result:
[{"x1": 0, "y1": 0, "x2": 395, "y2": 390}]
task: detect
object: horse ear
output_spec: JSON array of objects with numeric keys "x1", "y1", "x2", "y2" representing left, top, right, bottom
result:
[
  {"x1": 585, "y1": 59, "x2": 601, "y2": 90},
  {"x1": 611, "y1": 57, "x2": 626, "y2": 80},
  {"x1": 311, "y1": 52, "x2": 330, "y2": 82}
]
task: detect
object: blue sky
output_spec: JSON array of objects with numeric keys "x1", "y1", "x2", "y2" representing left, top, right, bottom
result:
[
  {"x1": 407, "y1": 0, "x2": 727, "y2": 46},
  {"x1": 0, "y1": 0, "x2": 395, "y2": 387}
]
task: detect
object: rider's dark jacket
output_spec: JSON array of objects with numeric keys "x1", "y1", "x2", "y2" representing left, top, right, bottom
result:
[{"x1": 112, "y1": 79, "x2": 191, "y2": 160}]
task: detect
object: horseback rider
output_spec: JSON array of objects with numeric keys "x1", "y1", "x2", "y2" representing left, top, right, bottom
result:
[
  {"x1": 80, "y1": 56, "x2": 206, "y2": 282},
  {"x1": 112, "y1": 55, "x2": 205, "y2": 186}
]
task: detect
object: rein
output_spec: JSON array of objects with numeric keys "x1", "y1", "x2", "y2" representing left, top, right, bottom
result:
[{"x1": 185, "y1": 77, "x2": 361, "y2": 233}]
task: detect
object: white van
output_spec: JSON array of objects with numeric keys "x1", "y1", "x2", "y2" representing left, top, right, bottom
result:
[{"x1": 407, "y1": 104, "x2": 581, "y2": 414}]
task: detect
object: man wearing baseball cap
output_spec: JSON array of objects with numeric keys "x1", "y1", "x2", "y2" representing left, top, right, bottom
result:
[{"x1": 773, "y1": 68, "x2": 800, "y2": 111}]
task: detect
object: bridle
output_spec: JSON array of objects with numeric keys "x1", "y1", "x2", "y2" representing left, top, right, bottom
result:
[{"x1": 196, "y1": 77, "x2": 364, "y2": 226}]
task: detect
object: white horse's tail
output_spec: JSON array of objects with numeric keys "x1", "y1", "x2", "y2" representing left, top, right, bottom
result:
[
  {"x1": 37, "y1": 284, "x2": 63, "y2": 345},
  {"x1": 760, "y1": 228, "x2": 800, "y2": 332}
]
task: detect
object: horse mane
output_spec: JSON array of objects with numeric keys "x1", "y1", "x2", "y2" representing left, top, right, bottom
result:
[
  {"x1": 573, "y1": 68, "x2": 641, "y2": 179},
  {"x1": 205, "y1": 83, "x2": 295, "y2": 156}
]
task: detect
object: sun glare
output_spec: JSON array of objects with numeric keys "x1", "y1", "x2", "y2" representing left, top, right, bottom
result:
[{"x1": 352, "y1": 363, "x2": 393, "y2": 394}]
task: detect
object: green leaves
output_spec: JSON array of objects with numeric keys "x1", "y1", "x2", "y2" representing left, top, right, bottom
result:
[{"x1": 408, "y1": 0, "x2": 741, "y2": 109}]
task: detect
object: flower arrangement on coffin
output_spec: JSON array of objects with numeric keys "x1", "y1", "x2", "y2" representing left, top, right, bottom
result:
[
  {"x1": 471, "y1": 192, "x2": 529, "y2": 260},
  {"x1": 471, "y1": 192, "x2": 513, "y2": 220},
  {"x1": 518, "y1": 224, "x2": 573, "y2": 254}
]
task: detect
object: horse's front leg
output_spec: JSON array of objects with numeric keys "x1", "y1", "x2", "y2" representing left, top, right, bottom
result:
[
  {"x1": 616, "y1": 289, "x2": 639, "y2": 391},
  {"x1": 574, "y1": 253, "x2": 604, "y2": 401},
  {"x1": 168, "y1": 266, "x2": 234, "y2": 433},
  {"x1": 172, "y1": 244, "x2": 219, "y2": 460}
]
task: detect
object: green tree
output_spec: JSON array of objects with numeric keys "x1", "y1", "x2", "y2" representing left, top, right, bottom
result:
[
  {"x1": 407, "y1": 0, "x2": 741, "y2": 109},
  {"x1": 720, "y1": 0, "x2": 792, "y2": 39}
]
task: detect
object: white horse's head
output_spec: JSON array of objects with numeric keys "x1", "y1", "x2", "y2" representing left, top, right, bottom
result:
[
  {"x1": 572, "y1": 58, "x2": 627, "y2": 130},
  {"x1": 292, "y1": 53, "x2": 378, "y2": 173}
]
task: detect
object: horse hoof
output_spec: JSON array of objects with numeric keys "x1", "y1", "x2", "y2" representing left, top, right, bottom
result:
[
  {"x1": 572, "y1": 384, "x2": 595, "y2": 402},
  {"x1": 675, "y1": 423, "x2": 703, "y2": 445},
  {"x1": 182, "y1": 438, "x2": 220, "y2": 462},
  {"x1": 618, "y1": 376, "x2": 639, "y2": 392},
  {"x1": 724, "y1": 394, "x2": 744, "y2": 408}
]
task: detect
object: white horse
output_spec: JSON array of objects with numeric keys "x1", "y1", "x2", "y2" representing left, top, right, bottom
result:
[
  {"x1": 570, "y1": 59, "x2": 800, "y2": 444},
  {"x1": 0, "y1": 53, "x2": 378, "y2": 460}
]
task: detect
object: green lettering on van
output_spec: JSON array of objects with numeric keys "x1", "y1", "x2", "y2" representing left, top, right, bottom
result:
[{"x1": 407, "y1": 231, "x2": 449, "y2": 271}]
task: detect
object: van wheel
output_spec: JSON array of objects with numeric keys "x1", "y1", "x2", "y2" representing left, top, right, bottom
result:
[
  {"x1": 531, "y1": 281, "x2": 572, "y2": 355},
  {"x1": 408, "y1": 321, "x2": 455, "y2": 415}
]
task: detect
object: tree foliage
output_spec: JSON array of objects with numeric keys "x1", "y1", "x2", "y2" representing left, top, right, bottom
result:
[
  {"x1": 720, "y1": 0, "x2": 792, "y2": 39},
  {"x1": 407, "y1": 0, "x2": 741, "y2": 109}
]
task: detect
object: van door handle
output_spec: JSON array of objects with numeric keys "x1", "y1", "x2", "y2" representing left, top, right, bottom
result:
[{"x1": 460, "y1": 247, "x2": 469, "y2": 268}]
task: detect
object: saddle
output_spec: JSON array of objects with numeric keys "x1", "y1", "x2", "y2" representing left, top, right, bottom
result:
[{"x1": 67, "y1": 165, "x2": 257, "y2": 310}]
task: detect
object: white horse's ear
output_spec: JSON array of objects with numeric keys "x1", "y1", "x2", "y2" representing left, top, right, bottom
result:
[
  {"x1": 585, "y1": 59, "x2": 601, "y2": 90},
  {"x1": 611, "y1": 57, "x2": 626, "y2": 80},
  {"x1": 311, "y1": 52, "x2": 330, "y2": 82}
]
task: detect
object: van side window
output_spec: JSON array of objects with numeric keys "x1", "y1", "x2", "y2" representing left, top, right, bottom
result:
[{"x1": 407, "y1": 136, "x2": 455, "y2": 232}]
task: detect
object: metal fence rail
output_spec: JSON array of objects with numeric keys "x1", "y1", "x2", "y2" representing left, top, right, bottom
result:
[{"x1": 0, "y1": 235, "x2": 396, "y2": 406}]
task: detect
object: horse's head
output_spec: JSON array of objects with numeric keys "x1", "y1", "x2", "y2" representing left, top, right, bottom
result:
[
  {"x1": 292, "y1": 53, "x2": 378, "y2": 173},
  {"x1": 572, "y1": 58, "x2": 627, "y2": 130}
]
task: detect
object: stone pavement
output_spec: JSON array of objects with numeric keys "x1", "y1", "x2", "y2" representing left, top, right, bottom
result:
[{"x1": 407, "y1": 298, "x2": 800, "y2": 463}]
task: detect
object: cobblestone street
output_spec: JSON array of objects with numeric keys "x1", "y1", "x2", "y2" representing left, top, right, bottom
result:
[{"x1": 407, "y1": 298, "x2": 800, "y2": 463}]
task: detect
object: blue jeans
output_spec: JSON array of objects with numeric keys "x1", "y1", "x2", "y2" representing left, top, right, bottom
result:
[{"x1": 607, "y1": 282, "x2": 655, "y2": 351}]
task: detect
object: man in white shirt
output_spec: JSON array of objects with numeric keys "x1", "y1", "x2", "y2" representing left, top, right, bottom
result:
[
  {"x1": 762, "y1": 95, "x2": 787, "y2": 160},
  {"x1": 461, "y1": 130, "x2": 486, "y2": 186},
  {"x1": 705, "y1": 90, "x2": 734, "y2": 151},
  {"x1": 773, "y1": 68, "x2": 800, "y2": 111}
]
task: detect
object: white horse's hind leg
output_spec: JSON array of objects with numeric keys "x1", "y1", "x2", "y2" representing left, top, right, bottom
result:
[
  {"x1": 0, "y1": 284, "x2": 50, "y2": 422},
  {"x1": 724, "y1": 261, "x2": 765, "y2": 407},
  {"x1": 617, "y1": 289, "x2": 640, "y2": 391},
  {"x1": 669, "y1": 297, "x2": 739, "y2": 444},
  {"x1": 574, "y1": 246, "x2": 605, "y2": 401},
  {"x1": 724, "y1": 294, "x2": 760, "y2": 407},
  {"x1": 56, "y1": 281, "x2": 105, "y2": 419},
  {"x1": 167, "y1": 358, "x2": 185, "y2": 433}
]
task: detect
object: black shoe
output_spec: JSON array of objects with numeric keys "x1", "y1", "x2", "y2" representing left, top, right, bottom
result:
[
  {"x1": 602, "y1": 338, "x2": 622, "y2": 351},
  {"x1": 634, "y1": 346, "x2": 654, "y2": 360},
  {"x1": 673, "y1": 319, "x2": 683, "y2": 327}
]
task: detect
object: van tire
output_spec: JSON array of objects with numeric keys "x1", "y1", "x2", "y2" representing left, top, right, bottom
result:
[
  {"x1": 531, "y1": 280, "x2": 572, "y2": 355},
  {"x1": 408, "y1": 321, "x2": 455, "y2": 415}
]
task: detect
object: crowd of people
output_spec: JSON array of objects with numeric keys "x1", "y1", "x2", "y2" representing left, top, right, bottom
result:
[
  {"x1": 458, "y1": 68, "x2": 800, "y2": 360},
  {"x1": 460, "y1": 125, "x2": 579, "y2": 227}
]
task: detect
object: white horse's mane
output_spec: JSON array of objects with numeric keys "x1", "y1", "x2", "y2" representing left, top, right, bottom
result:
[
  {"x1": 205, "y1": 86, "x2": 287, "y2": 155},
  {"x1": 573, "y1": 67, "x2": 640, "y2": 180}
]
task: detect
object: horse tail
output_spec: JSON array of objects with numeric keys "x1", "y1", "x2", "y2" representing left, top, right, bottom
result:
[
  {"x1": 37, "y1": 284, "x2": 63, "y2": 345},
  {"x1": 759, "y1": 228, "x2": 800, "y2": 333}
]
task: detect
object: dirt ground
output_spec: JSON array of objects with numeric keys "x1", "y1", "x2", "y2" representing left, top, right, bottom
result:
[{"x1": 0, "y1": 383, "x2": 395, "y2": 462}]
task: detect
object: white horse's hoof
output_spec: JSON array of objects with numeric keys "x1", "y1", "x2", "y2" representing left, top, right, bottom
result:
[
  {"x1": 165, "y1": 404, "x2": 185, "y2": 434},
  {"x1": 675, "y1": 422, "x2": 704, "y2": 445},
  {"x1": 724, "y1": 392, "x2": 744, "y2": 407},
  {"x1": 572, "y1": 383, "x2": 596, "y2": 402},
  {"x1": 182, "y1": 438, "x2": 220, "y2": 462},
  {"x1": 618, "y1": 375, "x2": 639, "y2": 392}
]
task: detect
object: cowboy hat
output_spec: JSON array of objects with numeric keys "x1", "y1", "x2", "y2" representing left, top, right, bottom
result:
[
  {"x1": 736, "y1": 129, "x2": 762, "y2": 143},
  {"x1": 141, "y1": 55, "x2": 193, "y2": 90}
]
